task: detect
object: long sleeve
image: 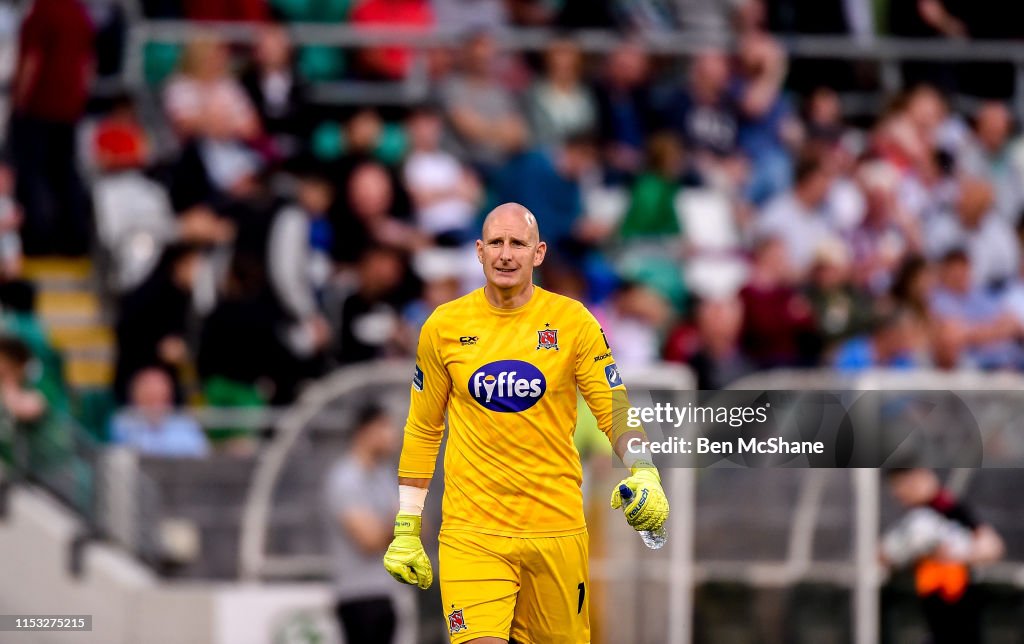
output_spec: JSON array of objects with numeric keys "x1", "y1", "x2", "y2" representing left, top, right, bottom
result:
[
  {"x1": 268, "y1": 205, "x2": 315, "y2": 320},
  {"x1": 398, "y1": 313, "x2": 451, "y2": 478},
  {"x1": 574, "y1": 306, "x2": 633, "y2": 444}
]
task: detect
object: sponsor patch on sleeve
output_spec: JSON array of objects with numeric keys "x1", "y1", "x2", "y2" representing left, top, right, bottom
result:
[
  {"x1": 604, "y1": 363, "x2": 622, "y2": 388},
  {"x1": 413, "y1": 364, "x2": 424, "y2": 391}
]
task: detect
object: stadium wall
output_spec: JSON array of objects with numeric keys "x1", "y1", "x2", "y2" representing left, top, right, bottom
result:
[{"x1": 0, "y1": 483, "x2": 336, "y2": 644}]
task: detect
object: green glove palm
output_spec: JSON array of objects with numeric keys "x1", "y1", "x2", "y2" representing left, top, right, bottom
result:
[
  {"x1": 610, "y1": 462, "x2": 670, "y2": 532},
  {"x1": 382, "y1": 513, "x2": 433, "y2": 589}
]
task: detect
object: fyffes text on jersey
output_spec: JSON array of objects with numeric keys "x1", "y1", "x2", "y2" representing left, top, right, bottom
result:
[{"x1": 468, "y1": 360, "x2": 547, "y2": 412}]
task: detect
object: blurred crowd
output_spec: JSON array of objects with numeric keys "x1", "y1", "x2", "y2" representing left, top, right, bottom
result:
[{"x1": 2, "y1": 0, "x2": 1024, "y2": 453}]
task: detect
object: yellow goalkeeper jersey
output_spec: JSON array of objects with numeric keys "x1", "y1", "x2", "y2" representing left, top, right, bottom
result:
[{"x1": 398, "y1": 286, "x2": 630, "y2": 537}]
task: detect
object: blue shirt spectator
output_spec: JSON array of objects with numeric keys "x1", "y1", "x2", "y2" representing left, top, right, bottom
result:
[
  {"x1": 110, "y1": 367, "x2": 209, "y2": 458},
  {"x1": 833, "y1": 336, "x2": 917, "y2": 372},
  {"x1": 110, "y1": 410, "x2": 209, "y2": 458},
  {"x1": 930, "y1": 249, "x2": 1022, "y2": 370},
  {"x1": 833, "y1": 309, "x2": 920, "y2": 372},
  {"x1": 492, "y1": 143, "x2": 591, "y2": 253}
]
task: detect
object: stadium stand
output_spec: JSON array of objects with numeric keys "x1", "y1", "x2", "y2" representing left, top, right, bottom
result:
[{"x1": 2, "y1": 0, "x2": 1024, "y2": 642}]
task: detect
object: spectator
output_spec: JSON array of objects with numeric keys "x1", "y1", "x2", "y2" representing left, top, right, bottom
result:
[
  {"x1": 929, "y1": 249, "x2": 1021, "y2": 370},
  {"x1": 739, "y1": 236, "x2": 817, "y2": 368},
  {"x1": 525, "y1": 37, "x2": 597, "y2": 146},
  {"x1": 1002, "y1": 223, "x2": 1024, "y2": 329},
  {"x1": 331, "y1": 245, "x2": 410, "y2": 365},
  {"x1": 114, "y1": 244, "x2": 201, "y2": 404},
  {"x1": 601, "y1": 282, "x2": 672, "y2": 368},
  {"x1": 0, "y1": 283, "x2": 70, "y2": 419},
  {"x1": 168, "y1": 88, "x2": 264, "y2": 212},
  {"x1": 8, "y1": 0, "x2": 94, "y2": 256},
  {"x1": 289, "y1": 159, "x2": 336, "y2": 292},
  {"x1": 492, "y1": 134, "x2": 604, "y2": 261},
  {"x1": 325, "y1": 108, "x2": 413, "y2": 227},
  {"x1": 804, "y1": 239, "x2": 875, "y2": 356},
  {"x1": 882, "y1": 468, "x2": 1004, "y2": 644},
  {"x1": 925, "y1": 176, "x2": 1018, "y2": 291},
  {"x1": 593, "y1": 40, "x2": 655, "y2": 181},
  {"x1": 687, "y1": 296, "x2": 755, "y2": 390},
  {"x1": 960, "y1": 102, "x2": 1024, "y2": 221},
  {"x1": 733, "y1": 32, "x2": 799, "y2": 205},
  {"x1": 847, "y1": 159, "x2": 923, "y2": 294},
  {"x1": 657, "y1": 48, "x2": 745, "y2": 193},
  {"x1": 755, "y1": 150, "x2": 838, "y2": 277},
  {"x1": 333, "y1": 161, "x2": 425, "y2": 265},
  {"x1": 163, "y1": 38, "x2": 259, "y2": 141},
  {"x1": 323, "y1": 404, "x2": 407, "y2": 644},
  {"x1": 439, "y1": 30, "x2": 529, "y2": 169},
  {"x1": 241, "y1": 24, "x2": 312, "y2": 160},
  {"x1": 350, "y1": 0, "x2": 433, "y2": 81},
  {"x1": 197, "y1": 277, "x2": 277, "y2": 452},
  {"x1": 110, "y1": 368, "x2": 209, "y2": 458},
  {"x1": 214, "y1": 188, "x2": 331, "y2": 403},
  {"x1": 93, "y1": 94, "x2": 151, "y2": 173},
  {"x1": 618, "y1": 132, "x2": 684, "y2": 240},
  {"x1": 0, "y1": 336, "x2": 68, "y2": 473},
  {"x1": 890, "y1": 254, "x2": 937, "y2": 335},
  {"x1": 0, "y1": 336, "x2": 45, "y2": 424},
  {"x1": 803, "y1": 86, "x2": 848, "y2": 145},
  {"x1": 832, "y1": 307, "x2": 921, "y2": 372},
  {"x1": 402, "y1": 264, "x2": 461, "y2": 335},
  {"x1": 402, "y1": 105, "x2": 481, "y2": 245}
]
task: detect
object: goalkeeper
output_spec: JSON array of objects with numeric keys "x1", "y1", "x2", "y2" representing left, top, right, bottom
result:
[{"x1": 383, "y1": 203, "x2": 668, "y2": 643}]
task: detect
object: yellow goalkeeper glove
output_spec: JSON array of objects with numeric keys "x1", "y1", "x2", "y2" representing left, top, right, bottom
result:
[
  {"x1": 610, "y1": 461, "x2": 670, "y2": 532},
  {"x1": 382, "y1": 513, "x2": 433, "y2": 589}
]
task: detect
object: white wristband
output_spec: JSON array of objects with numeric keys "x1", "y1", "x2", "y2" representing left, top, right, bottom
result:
[{"x1": 399, "y1": 485, "x2": 428, "y2": 515}]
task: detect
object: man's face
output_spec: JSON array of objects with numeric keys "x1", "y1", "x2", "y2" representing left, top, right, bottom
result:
[
  {"x1": 888, "y1": 469, "x2": 939, "y2": 507},
  {"x1": 476, "y1": 212, "x2": 546, "y2": 292},
  {"x1": 941, "y1": 258, "x2": 971, "y2": 294},
  {"x1": 366, "y1": 415, "x2": 400, "y2": 459}
]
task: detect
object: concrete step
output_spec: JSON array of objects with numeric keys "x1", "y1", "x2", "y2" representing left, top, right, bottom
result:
[
  {"x1": 36, "y1": 291, "x2": 101, "y2": 324},
  {"x1": 22, "y1": 257, "x2": 92, "y2": 282},
  {"x1": 48, "y1": 325, "x2": 114, "y2": 352},
  {"x1": 65, "y1": 358, "x2": 113, "y2": 389},
  {"x1": 23, "y1": 257, "x2": 114, "y2": 389}
]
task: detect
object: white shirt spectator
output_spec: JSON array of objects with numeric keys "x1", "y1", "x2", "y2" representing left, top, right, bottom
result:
[
  {"x1": 403, "y1": 151, "x2": 476, "y2": 235},
  {"x1": 163, "y1": 76, "x2": 257, "y2": 138},
  {"x1": 756, "y1": 192, "x2": 837, "y2": 275},
  {"x1": 925, "y1": 211, "x2": 1019, "y2": 290}
]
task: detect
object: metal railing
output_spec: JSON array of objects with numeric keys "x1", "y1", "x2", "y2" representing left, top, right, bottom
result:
[{"x1": 114, "y1": 21, "x2": 1024, "y2": 112}]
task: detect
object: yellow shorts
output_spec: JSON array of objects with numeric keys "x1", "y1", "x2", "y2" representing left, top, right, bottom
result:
[{"x1": 439, "y1": 529, "x2": 591, "y2": 644}]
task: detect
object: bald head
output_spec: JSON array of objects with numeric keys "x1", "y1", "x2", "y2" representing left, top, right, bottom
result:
[
  {"x1": 482, "y1": 203, "x2": 540, "y2": 245},
  {"x1": 477, "y1": 202, "x2": 547, "y2": 302}
]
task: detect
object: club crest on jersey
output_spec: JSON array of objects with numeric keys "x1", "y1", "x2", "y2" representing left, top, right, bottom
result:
[
  {"x1": 469, "y1": 360, "x2": 547, "y2": 412},
  {"x1": 536, "y1": 323, "x2": 559, "y2": 350},
  {"x1": 448, "y1": 608, "x2": 467, "y2": 634}
]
